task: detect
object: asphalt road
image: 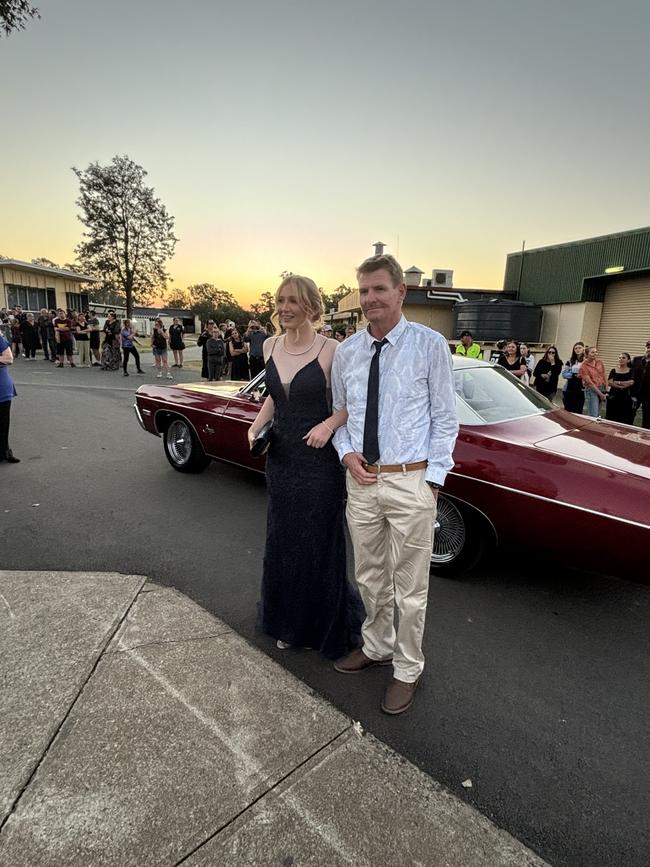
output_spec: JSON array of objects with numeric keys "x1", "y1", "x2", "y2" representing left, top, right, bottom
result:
[{"x1": 3, "y1": 362, "x2": 649, "y2": 867}]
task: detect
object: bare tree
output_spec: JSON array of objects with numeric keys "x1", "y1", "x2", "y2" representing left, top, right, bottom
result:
[{"x1": 73, "y1": 156, "x2": 178, "y2": 319}]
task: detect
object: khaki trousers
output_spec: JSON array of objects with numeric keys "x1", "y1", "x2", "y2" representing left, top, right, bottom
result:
[
  {"x1": 77, "y1": 341, "x2": 90, "y2": 366},
  {"x1": 345, "y1": 468, "x2": 436, "y2": 683}
]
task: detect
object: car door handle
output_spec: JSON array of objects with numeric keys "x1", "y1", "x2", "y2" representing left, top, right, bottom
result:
[{"x1": 204, "y1": 425, "x2": 215, "y2": 434}]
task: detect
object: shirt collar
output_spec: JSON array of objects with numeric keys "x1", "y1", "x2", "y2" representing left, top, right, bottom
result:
[{"x1": 364, "y1": 314, "x2": 408, "y2": 348}]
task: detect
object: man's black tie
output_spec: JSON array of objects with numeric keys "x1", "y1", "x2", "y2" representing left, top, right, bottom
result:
[{"x1": 362, "y1": 338, "x2": 388, "y2": 465}]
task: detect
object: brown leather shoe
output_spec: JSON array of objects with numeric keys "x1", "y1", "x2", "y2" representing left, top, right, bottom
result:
[
  {"x1": 381, "y1": 677, "x2": 420, "y2": 715},
  {"x1": 333, "y1": 647, "x2": 393, "y2": 674}
]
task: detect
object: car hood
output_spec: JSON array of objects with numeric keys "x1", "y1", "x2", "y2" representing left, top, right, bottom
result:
[{"x1": 534, "y1": 417, "x2": 650, "y2": 480}]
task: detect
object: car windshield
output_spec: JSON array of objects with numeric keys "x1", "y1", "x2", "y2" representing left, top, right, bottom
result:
[
  {"x1": 237, "y1": 365, "x2": 552, "y2": 425},
  {"x1": 454, "y1": 365, "x2": 553, "y2": 425},
  {"x1": 239, "y1": 371, "x2": 268, "y2": 399}
]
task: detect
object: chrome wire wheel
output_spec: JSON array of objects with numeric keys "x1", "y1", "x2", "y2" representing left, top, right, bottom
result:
[
  {"x1": 166, "y1": 419, "x2": 192, "y2": 466},
  {"x1": 431, "y1": 496, "x2": 466, "y2": 565}
]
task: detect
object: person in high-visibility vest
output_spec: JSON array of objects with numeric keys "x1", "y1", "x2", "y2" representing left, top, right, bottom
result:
[{"x1": 455, "y1": 330, "x2": 482, "y2": 359}]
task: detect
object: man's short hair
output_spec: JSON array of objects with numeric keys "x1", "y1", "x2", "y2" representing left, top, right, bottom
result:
[
  {"x1": 356, "y1": 254, "x2": 404, "y2": 288},
  {"x1": 459, "y1": 330, "x2": 473, "y2": 338}
]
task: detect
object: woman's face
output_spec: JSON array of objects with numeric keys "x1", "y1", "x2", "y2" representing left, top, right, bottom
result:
[
  {"x1": 506, "y1": 341, "x2": 517, "y2": 355},
  {"x1": 335, "y1": 331, "x2": 344, "y2": 342},
  {"x1": 519, "y1": 343, "x2": 528, "y2": 355},
  {"x1": 275, "y1": 288, "x2": 310, "y2": 330},
  {"x1": 232, "y1": 328, "x2": 240, "y2": 340},
  {"x1": 547, "y1": 348, "x2": 557, "y2": 361},
  {"x1": 573, "y1": 343, "x2": 584, "y2": 358},
  {"x1": 619, "y1": 353, "x2": 630, "y2": 365},
  {"x1": 587, "y1": 346, "x2": 598, "y2": 360},
  {"x1": 345, "y1": 326, "x2": 356, "y2": 337}
]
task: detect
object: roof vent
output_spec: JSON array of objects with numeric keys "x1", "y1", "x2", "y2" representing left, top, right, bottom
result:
[{"x1": 431, "y1": 269, "x2": 453, "y2": 289}]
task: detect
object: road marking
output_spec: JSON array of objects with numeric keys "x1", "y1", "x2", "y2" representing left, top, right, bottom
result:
[{"x1": 0, "y1": 592, "x2": 16, "y2": 620}]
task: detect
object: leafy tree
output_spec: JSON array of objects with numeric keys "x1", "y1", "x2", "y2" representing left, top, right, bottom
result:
[
  {"x1": 163, "y1": 287, "x2": 191, "y2": 310},
  {"x1": 186, "y1": 284, "x2": 250, "y2": 327},
  {"x1": 88, "y1": 281, "x2": 127, "y2": 307},
  {"x1": 31, "y1": 257, "x2": 59, "y2": 268},
  {"x1": 73, "y1": 155, "x2": 178, "y2": 318},
  {"x1": 0, "y1": 0, "x2": 39, "y2": 36},
  {"x1": 250, "y1": 291, "x2": 275, "y2": 318},
  {"x1": 321, "y1": 284, "x2": 352, "y2": 312}
]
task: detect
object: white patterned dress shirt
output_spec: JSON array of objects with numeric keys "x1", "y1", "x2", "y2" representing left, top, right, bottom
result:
[{"x1": 331, "y1": 316, "x2": 459, "y2": 486}]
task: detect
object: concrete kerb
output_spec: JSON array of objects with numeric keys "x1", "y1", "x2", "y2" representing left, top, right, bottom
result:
[{"x1": 0, "y1": 572, "x2": 549, "y2": 866}]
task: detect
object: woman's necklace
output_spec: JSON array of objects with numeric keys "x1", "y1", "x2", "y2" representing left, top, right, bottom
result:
[{"x1": 282, "y1": 331, "x2": 318, "y2": 356}]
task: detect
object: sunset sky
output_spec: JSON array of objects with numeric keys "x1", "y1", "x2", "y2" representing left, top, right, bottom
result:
[{"x1": 2, "y1": 0, "x2": 649, "y2": 306}]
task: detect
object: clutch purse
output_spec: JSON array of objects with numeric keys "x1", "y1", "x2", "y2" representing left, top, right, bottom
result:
[{"x1": 250, "y1": 420, "x2": 273, "y2": 457}]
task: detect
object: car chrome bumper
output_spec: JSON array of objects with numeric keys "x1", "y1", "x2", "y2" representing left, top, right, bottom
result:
[{"x1": 133, "y1": 401, "x2": 157, "y2": 434}]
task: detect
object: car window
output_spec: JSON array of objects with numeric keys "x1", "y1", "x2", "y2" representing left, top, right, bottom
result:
[
  {"x1": 239, "y1": 371, "x2": 268, "y2": 399},
  {"x1": 454, "y1": 365, "x2": 552, "y2": 425}
]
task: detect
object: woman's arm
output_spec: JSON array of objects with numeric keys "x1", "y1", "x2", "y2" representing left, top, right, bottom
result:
[
  {"x1": 1, "y1": 345, "x2": 14, "y2": 365},
  {"x1": 247, "y1": 395, "x2": 275, "y2": 445}
]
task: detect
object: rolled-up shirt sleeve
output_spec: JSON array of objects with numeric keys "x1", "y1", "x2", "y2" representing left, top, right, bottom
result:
[
  {"x1": 331, "y1": 347, "x2": 354, "y2": 461},
  {"x1": 426, "y1": 337, "x2": 459, "y2": 485}
]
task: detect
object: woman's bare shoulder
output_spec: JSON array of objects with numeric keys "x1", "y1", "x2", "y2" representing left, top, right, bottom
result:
[{"x1": 263, "y1": 335, "x2": 280, "y2": 360}]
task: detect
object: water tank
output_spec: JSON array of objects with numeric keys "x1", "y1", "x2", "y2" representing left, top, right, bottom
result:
[{"x1": 453, "y1": 299, "x2": 542, "y2": 342}]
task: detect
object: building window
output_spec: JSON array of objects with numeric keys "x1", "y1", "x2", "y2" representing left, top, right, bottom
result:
[
  {"x1": 6, "y1": 285, "x2": 51, "y2": 311},
  {"x1": 65, "y1": 292, "x2": 90, "y2": 311}
]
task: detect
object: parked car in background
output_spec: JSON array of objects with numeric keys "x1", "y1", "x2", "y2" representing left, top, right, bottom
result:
[{"x1": 134, "y1": 357, "x2": 650, "y2": 580}]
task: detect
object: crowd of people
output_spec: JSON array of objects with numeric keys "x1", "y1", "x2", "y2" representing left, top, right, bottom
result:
[
  {"x1": 455, "y1": 330, "x2": 649, "y2": 427},
  {"x1": 195, "y1": 318, "x2": 359, "y2": 382},
  {"x1": 0, "y1": 306, "x2": 193, "y2": 379}
]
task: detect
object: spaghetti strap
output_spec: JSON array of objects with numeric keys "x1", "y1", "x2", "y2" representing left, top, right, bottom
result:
[
  {"x1": 315, "y1": 335, "x2": 329, "y2": 359},
  {"x1": 269, "y1": 336, "x2": 280, "y2": 358}
]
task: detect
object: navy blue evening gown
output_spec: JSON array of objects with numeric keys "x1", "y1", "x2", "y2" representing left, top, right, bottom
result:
[{"x1": 258, "y1": 355, "x2": 364, "y2": 658}]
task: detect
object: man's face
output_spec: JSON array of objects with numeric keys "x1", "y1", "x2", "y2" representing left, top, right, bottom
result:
[
  {"x1": 461, "y1": 334, "x2": 471, "y2": 347},
  {"x1": 358, "y1": 269, "x2": 406, "y2": 329},
  {"x1": 645, "y1": 342, "x2": 650, "y2": 357}
]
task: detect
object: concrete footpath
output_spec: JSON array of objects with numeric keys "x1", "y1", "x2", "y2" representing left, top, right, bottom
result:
[{"x1": 0, "y1": 572, "x2": 548, "y2": 866}]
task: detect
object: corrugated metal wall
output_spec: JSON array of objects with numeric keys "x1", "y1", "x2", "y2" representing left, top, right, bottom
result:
[
  {"x1": 596, "y1": 277, "x2": 650, "y2": 375},
  {"x1": 504, "y1": 228, "x2": 650, "y2": 304}
]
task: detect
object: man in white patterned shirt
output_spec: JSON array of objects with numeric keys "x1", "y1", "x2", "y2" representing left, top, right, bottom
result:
[{"x1": 331, "y1": 254, "x2": 458, "y2": 715}]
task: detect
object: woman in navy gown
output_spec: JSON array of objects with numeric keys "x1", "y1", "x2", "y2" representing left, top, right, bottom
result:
[{"x1": 248, "y1": 275, "x2": 363, "y2": 659}]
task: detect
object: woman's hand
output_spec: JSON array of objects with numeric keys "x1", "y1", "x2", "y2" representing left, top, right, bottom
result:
[
  {"x1": 302, "y1": 422, "x2": 334, "y2": 449},
  {"x1": 247, "y1": 428, "x2": 257, "y2": 447}
]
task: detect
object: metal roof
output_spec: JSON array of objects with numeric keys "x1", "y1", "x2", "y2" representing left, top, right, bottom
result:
[
  {"x1": 504, "y1": 226, "x2": 650, "y2": 304},
  {"x1": 0, "y1": 258, "x2": 98, "y2": 282}
]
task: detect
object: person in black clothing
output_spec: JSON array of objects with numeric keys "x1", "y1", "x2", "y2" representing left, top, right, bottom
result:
[
  {"x1": 197, "y1": 320, "x2": 215, "y2": 380},
  {"x1": 497, "y1": 341, "x2": 528, "y2": 378},
  {"x1": 247, "y1": 274, "x2": 363, "y2": 658},
  {"x1": 631, "y1": 340, "x2": 650, "y2": 429},
  {"x1": 19, "y1": 313, "x2": 39, "y2": 359},
  {"x1": 169, "y1": 317, "x2": 185, "y2": 368},
  {"x1": 606, "y1": 352, "x2": 635, "y2": 424},
  {"x1": 229, "y1": 327, "x2": 250, "y2": 381},
  {"x1": 532, "y1": 346, "x2": 563, "y2": 400},
  {"x1": 561, "y1": 341, "x2": 586, "y2": 414}
]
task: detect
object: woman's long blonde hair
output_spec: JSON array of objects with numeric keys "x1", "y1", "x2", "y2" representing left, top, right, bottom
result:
[{"x1": 271, "y1": 275, "x2": 323, "y2": 330}]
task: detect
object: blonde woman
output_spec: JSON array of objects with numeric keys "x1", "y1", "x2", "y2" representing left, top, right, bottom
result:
[{"x1": 249, "y1": 275, "x2": 363, "y2": 658}]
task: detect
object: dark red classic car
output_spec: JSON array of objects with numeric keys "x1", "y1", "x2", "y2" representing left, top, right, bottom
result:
[{"x1": 134, "y1": 357, "x2": 650, "y2": 579}]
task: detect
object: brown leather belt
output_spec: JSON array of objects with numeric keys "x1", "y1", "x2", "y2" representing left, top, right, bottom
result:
[{"x1": 362, "y1": 460, "x2": 427, "y2": 475}]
